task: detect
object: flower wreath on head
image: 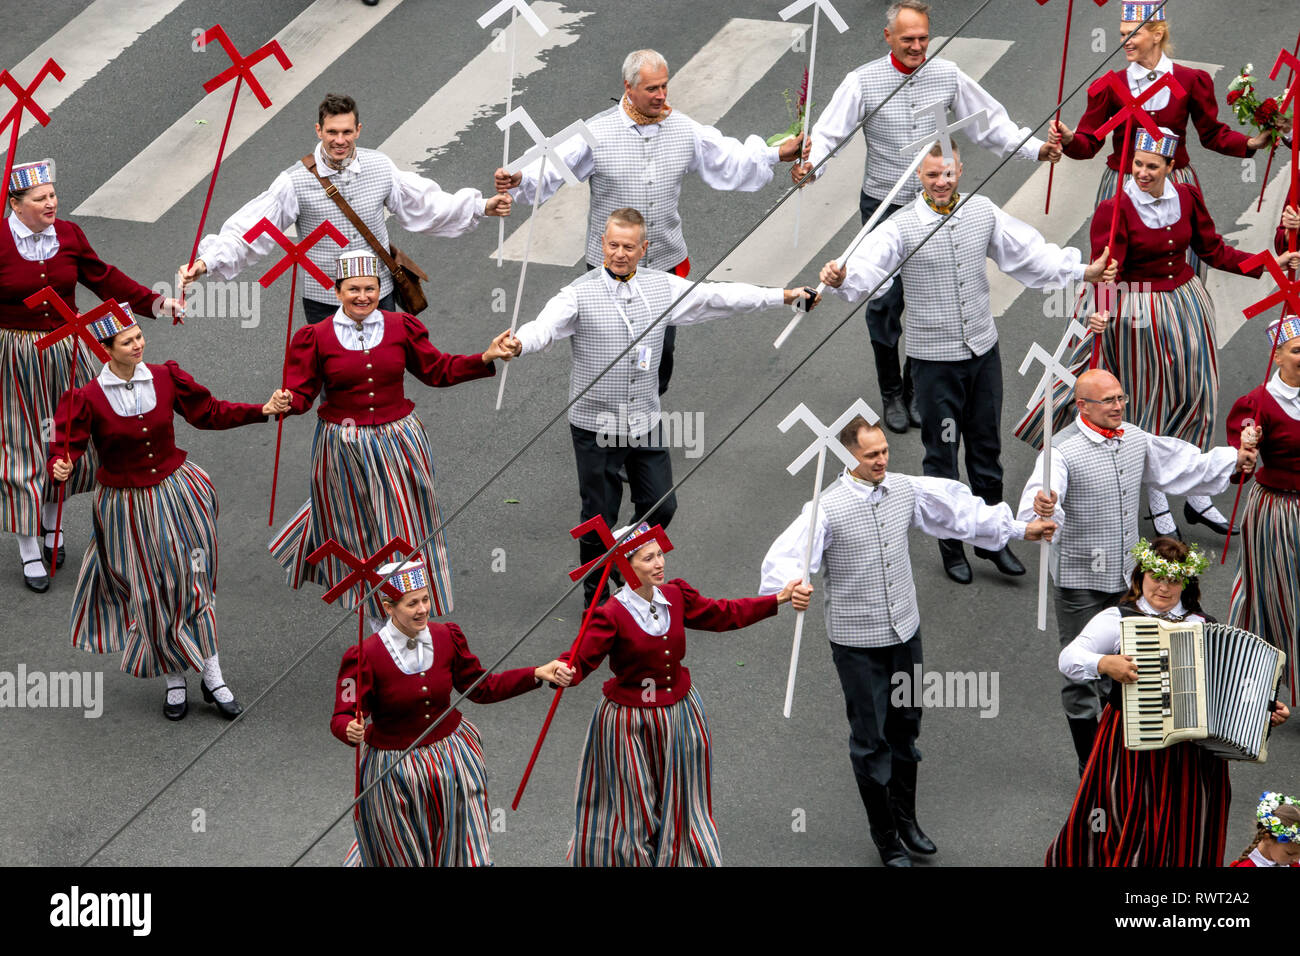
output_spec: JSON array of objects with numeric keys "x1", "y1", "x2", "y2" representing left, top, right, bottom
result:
[
  {"x1": 1256, "y1": 792, "x2": 1300, "y2": 843},
  {"x1": 1129, "y1": 538, "x2": 1209, "y2": 585}
]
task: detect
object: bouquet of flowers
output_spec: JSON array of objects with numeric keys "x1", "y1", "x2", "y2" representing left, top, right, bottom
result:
[
  {"x1": 1226, "y1": 63, "x2": 1292, "y2": 143},
  {"x1": 767, "y1": 68, "x2": 809, "y2": 147}
]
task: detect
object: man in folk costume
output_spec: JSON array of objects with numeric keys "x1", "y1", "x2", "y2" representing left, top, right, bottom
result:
[
  {"x1": 792, "y1": 0, "x2": 1061, "y2": 434},
  {"x1": 760, "y1": 415, "x2": 1058, "y2": 866},
  {"x1": 818, "y1": 142, "x2": 1115, "y2": 584},
  {"x1": 1016, "y1": 367, "x2": 1261, "y2": 775},
  {"x1": 506, "y1": 208, "x2": 817, "y2": 607},
  {"x1": 495, "y1": 49, "x2": 808, "y2": 396},
  {"x1": 180, "y1": 93, "x2": 510, "y2": 324}
]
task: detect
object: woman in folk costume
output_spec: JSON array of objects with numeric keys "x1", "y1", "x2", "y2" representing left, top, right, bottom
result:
[
  {"x1": 271, "y1": 249, "x2": 517, "y2": 623},
  {"x1": 332, "y1": 558, "x2": 573, "y2": 866},
  {"x1": 1230, "y1": 793, "x2": 1300, "y2": 867},
  {"x1": 1016, "y1": 127, "x2": 1300, "y2": 539},
  {"x1": 560, "y1": 523, "x2": 812, "y2": 866},
  {"x1": 1049, "y1": 1, "x2": 1282, "y2": 275},
  {"x1": 1046, "y1": 536, "x2": 1291, "y2": 867},
  {"x1": 1, "y1": 159, "x2": 182, "y2": 592},
  {"x1": 48, "y1": 306, "x2": 288, "y2": 720},
  {"x1": 1226, "y1": 314, "x2": 1300, "y2": 705}
]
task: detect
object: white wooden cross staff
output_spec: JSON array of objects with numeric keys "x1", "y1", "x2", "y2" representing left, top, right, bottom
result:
[
  {"x1": 778, "y1": 0, "x2": 849, "y2": 248},
  {"x1": 476, "y1": 0, "x2": 549, "y2": 268},
  {"x1": 898, "y1": 100, "x2": 988, "y2": 166},
  {"x1": 1018, "y1": 319, "x2": 1088, "y2": 631},
  {"x1": 494, "y1": 107, "x2": 597, "y2": 410},
  {"x1": 778, "y1": 397, "x2": 880, "y2": 717}
]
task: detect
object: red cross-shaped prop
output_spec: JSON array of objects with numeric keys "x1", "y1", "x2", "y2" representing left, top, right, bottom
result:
[
  {"x1": 1090, "y1": 70, "x2": 1186, "y2": 141},
  {"x1": 0, "y1": 58, "x2": 65, "y2": 208},
  {"x1": 198, "y1": 25, "x2": 292, "y2": 109},
  {"x1": 567, "y1": 516, "x2": 675, "y2": 591},
  {"x1": 243, "y1": 219, "x2": 347, "y2": 289},
  {"x1": 307, "y1": 536, "x2": 416, "y2": 606},
  {"x1": 1241, "y1": 251, "x2": 1300, "y2": 320},
  {"x1": 1269, "y1": 47, "x2": 1300, "y2": 114},
  {"x1": 1035, "y1": 0, "x2": 1108, "y2": 6},
  {"x1": 26, "y1": 287, "x2": 120, "y2": 363}
]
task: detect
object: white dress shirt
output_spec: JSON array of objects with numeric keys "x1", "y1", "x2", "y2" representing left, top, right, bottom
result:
[
  {"x1": 8, "y1": 213, "x2": 59, "y2": 261},
  {"x1": 514, "y1": 270, "x2": 783, "y2": 355},
  {"x1": 378, "y1": 620, "x2": 434, "y2": 675},
  {"x1": 509, "y1": 103, "x2": 780, "y2": 205},
  {"x1": 331, "y1": 307, "x2": 385, "y2": 351},
  {"x1": 1017, "y1": 418, "x2": 1238, "y2": 524},
  {"x1": 806, "y1": 64, "x2": 1045, "y2": 181},
  {"x1": 197, "y1": 143, "x2": 488, "y2": 280},
  {"x1": 830, "y1": 193, "x2": 1085, "y2": 304},
  {"x1": 1123, "y1": 177, "x2": 1181, "y2": 229},
  {"x1": 614, "y1": 584, "x2": 672, "y2": 637},
  {"x1": 97, "y1": 362, "x2": 156, "y2": 417},
  {"x1": 1126, "y1": 53, "x2": 1176, "y2": 111},
  {"x1": 758, "y1": 468, "x2": 1026, "y2": 594},
  {"x1": 1058, "y1": 599, "x2": 1203, "y2": 681},
  {"x1": 1267, "y1": 370, "x2": 1300, "y2": 422}
]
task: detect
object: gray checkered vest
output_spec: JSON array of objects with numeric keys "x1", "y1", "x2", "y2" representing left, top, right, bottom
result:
[
  {"x1": 567, "y1": 268, "x2": 674, "y2": 436},
  {"x1": 856, "y1": 55, "x2": 961, "y2": 200},
  {"x1": 585, "y1": 106, "x2": 696, "y2": 270},
  {"x1": 287, "y1": 148, "x2": 394, "y2": 304},
  {"x1": 819, "y1": 475, "x2": 919, "y2": 647},
  {"x1": 1050, "y1": 421, "x2": 1149, "y2": 592},
  {"x1": 892, "y1": 196, "x2": 998, "y2": 361}
]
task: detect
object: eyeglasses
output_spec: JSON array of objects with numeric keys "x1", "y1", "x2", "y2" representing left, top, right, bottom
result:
[{"x1": 1079, "y1": 394, "x2": 1129, "y2": 408}]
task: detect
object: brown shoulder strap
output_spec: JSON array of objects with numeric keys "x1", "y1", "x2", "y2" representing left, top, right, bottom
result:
[{"x1": 299, "y1": 154, "x2": 401, "y2": 275}]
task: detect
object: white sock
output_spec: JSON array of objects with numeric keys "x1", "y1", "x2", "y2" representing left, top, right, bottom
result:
[
  {"x1": 41, "y1": 501, "x2": 59, "y2": 532},
  {"x1": 17, "y1": 536, "x2": 43, "y2": 576},
  {"x1": 165, "y1": 673, "x2": 186, "y2": 706},
  {"x1": 201, "y1": 654, "x2": 234, "y2": 703},
  {"x1": 1186, "y1": 495, "x2": 1227, "y2": 524},
  {"x1": 1147, "y1": 490, "x2": 1176, "y2": 535}
]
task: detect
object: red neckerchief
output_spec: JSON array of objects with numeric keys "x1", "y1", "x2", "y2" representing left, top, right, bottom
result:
[
  {"x1": 1081, "y1": 416, "x2": 1124, "y2": 440},
  {"x1": 889, "y1": 53, "x2": 916, "y2": 75}
]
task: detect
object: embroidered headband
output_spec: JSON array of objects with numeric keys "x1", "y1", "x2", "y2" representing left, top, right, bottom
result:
[
  {"x1": 1134, "y1": 127, "x2": 1178, "y2": 158},
  {"x1": 88, "y1": 302, "x2": 138, "y2": 342},
  {"x1": 9, "y1": 158, "x2": 55, "y2": 192}
]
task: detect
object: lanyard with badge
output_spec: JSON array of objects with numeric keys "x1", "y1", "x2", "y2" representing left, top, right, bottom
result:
[{"x1": 608, "y1": 278, "x2": 657, "y2": 371}]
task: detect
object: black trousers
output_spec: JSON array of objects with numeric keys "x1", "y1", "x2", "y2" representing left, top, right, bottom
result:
[
  {"x1": 909, "y1": 343, "x2": 1005, "y2": 505},
  {"x1": 858, "y1": 191, "x2": 908, "y2": 350},
  {"x1": 301, "y1": 292, "x2": 396, "y2": 325},
  {"x1": 830, "y1": 634, "x2": 924, "y2": 788}
]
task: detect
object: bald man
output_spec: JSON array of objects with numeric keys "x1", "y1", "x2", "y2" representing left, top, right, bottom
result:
[{"x1": 1017, "y1": 358, "x2": 1260, "y2": 773}]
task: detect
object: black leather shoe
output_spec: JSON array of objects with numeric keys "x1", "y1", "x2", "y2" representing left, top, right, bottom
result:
[
  {"x1": 881, "y1": 389, "x2": 908, "y2": 434},
  {"x1": 902, "y1": 361, "x2": 922, "y2": 428},
  {"x1": 1183, "y1": 501, "x2": 1232, "y2": 536},
  {"x1": 857, "y1": 777, "x2": 912, "y2": 866},
  {"x1": 888, "y1": 762, "x2": 937, "y2": 855},
  {"x1": 22, "y1": 559, "x2": 49, "y2": 593},
  {"x1": 938, "y1": 540, "x2": 971, "y2": 585},
  {"x1": 201, "y1": 680, "x2": 243, "y2": 719},
  {"x1": 973, "y1": 544, "x2": 1026, "y2": 576},
  {"x1": 42, "y1": 526, "x2": 65, "y2": 570},
  {"x1": 1143, "y1": 510, "x2": 1183, "y2": 542},
  {"x1": 164, "y1": 684, "x2": 188, "y2": 721}
]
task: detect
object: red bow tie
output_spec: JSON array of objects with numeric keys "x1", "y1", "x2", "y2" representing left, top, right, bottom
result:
[{"x1": 1082, "y1": 418, "x2": 1124, "y2": 440}]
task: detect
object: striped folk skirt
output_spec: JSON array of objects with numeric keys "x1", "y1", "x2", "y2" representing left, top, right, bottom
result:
[
  {"x1": 69, "y1": 461, "x2": 220, "y2": 677},
  {"x1": 269, "y1": 413, "x2": 454, "y2": 621},
  {"x1": 0, "y1": 328, "x2": 99, "y2": 535},
  {"x1": 1229, "y1": 483, "x2": 1300, "y2": 705},
  {"x1": 1096, "y1": 165, "x2": 1207, "y2": 280},
  {"x1": 569, "y1": 685, "x2": 721, "y2": 867},
  {"x1": 1044, "y1": 704, "x2": 1230, "y2": 866},
  {"x1": 349, "y1": 720, "x2": 495, "y2": 867},
  {"x1": 1015, "y1": 279, "x2": 1218, "y2": 451}
]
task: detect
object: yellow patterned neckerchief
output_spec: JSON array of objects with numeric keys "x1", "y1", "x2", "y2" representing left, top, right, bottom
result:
[
  {"x1": 922, "y1": 190, "x2": 960, "y2": 216},
  {"x1": 622, "y1": 94, "x2": 672, "y2": 126}
]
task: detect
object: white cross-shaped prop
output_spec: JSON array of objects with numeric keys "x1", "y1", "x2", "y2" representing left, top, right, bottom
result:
[
  {"x1": 777, "y1": 398, "x2": 880, "y2": 718},
  {"x1": 479, "y1": 1, "x2": 550, "y2": 268},
  {"x1": 898, "y1": 102, "x2": 989, "y2": 166},
  {"x1": 1017, "y1": 319, "x2": 1088, "y2": 632},
  {"x1": 779, "y1": 0, "x2": 850, "y2": 249},
  {"x1": 494, "y1": 109, "x2": 598, "y2": 411}
]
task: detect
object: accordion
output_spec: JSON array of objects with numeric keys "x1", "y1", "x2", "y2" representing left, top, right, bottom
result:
[{"x1": 1120, "y1": 618, "x2": 1285, "y2": 761}]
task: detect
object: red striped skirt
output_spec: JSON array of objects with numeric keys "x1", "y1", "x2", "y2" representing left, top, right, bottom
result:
[
  {"x1": 1045, "y1": 704, "x2": 1230, "y2": 866},
  {"x1": 569, "y1": 685, "x2": 721, "y2": 867}
]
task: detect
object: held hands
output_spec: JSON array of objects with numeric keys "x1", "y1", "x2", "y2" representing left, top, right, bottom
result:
[
  {"x1": 819, "y1": 259, "x2": 847, "y2": 289},
  {"x1": 784, "y1": 287, "x2": 821, "y2": 311},
  {"x1": 535, "y1": 660, "x2": 576, "y2": 687},
  {"x1": 1283, "y1": 204, "x2": 1299, "y2": 233},
  {"x1": 1051, "y1": 119, "x2": 1075, "y2": 148},
  {"x1": 1099, "y1": 654, "x2": 1139, "y2": 683},
  {"x1": 1087, "y1": 309, "x2": 1110, "y2": 335},
  {"x1": 777, "y1": 133, "x2": 811, "y2": 164},
  {"x1": 1033, "y1": 489, "x2": 1059, "y2": 519},
  {"x1": 1083, "y1": 246, "x2": 1117, "y2": 284},
  {"x1": 776, "y1": 579, "x2": 814, "y2": 612},
  {"x1": 177, "y1": 260, "x2": 206, "y2": 291},
  {"x1": 1024, "y1": 518, "x2": 1058, "y2": 542},
  {"x1": 346, "y1": 717, "x2": 365, "y2": 744},
  {"x1": 494, "y1": 167, "x2": 523, "y2": 193},
  {"x1": 1038, "y1": 139, "x2": 1062, "y2": 164},
  {"x1": 262, "y1": 388, "x2": 292, "y2": 416},
  {"x1": 1237, "y1": 425, "x2": 1262, "y2": 473},
  {"x1": 485, "y1": 193, "x2": 512, "y2": 217},
  {"x1": 157, "y1": 297, "x2": 186, "y2": 320},
  {"x1": 790, "y1": 161, "x2": 815, "y2": 187},
  {"x1": 484, "y1": 329, "x2": 522, "y2": 363},
  {"x1": 51, "y1": 457, "x2": 72, "y2": 483},
  {"x1": 1276, "y1": 250, "x2": 1300, "y2": 271}
]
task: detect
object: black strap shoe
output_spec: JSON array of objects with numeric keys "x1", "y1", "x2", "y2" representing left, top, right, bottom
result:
[
  {"x1": 201, "y1": 680, "x2": 243, "y2": 719},
  {"x1": 164, "y1": 683, "x2": 188, "y2": 721},
  {"x1": 1142, "y1": 509, "x2": 1183, "y2": 542},
  {"x1": 973, "y1": 544, "x2": 1026, "y2": 576},
  {"x1": 22, "y1": 558, "x2": 50, "y2": 593},
  {"x1": 938, "y1": 540, "x2": 972, "y2": 585},
  {"x1": 1183, "y1": 500, "x2": 1232, "y2": 536},
  {"x1": 42, "y1": 525, "x2": 66, "y2": 569}
]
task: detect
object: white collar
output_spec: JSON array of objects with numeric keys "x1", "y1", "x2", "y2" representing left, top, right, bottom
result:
[
  {"x1": 333, "y1": 306, "x2": 382, "y2": 326},
  {"x1": 1137, "y1": 595, "x2": 1187, "y2": 618},
  {"x1": 314, "y1": 142, "x2": 362, "y2": 179},
  {"x1": 97, "y1": 361, "x2": 152, "y2": 388},
  {"x1": 617, "y1": 583, "x2": 671, "y2": 613},
  {"x1": 1075, "y1": 415, "x2": 1132, "y2": 443},
  {"x1": 8, "y1": 213, "x2": 54, "y2": 240},
  {"x1": 600, "y1": 268, "x2": 640, "y2": 298},
  {"x1": 840, "y1": 467, "x2": 893, "y2": 496},
  {"x1": 1127, "y1": 53, "x2": 1174, "y2": 83},
  {"x1": 378, "y1": 619, "x2": 433, "y2": 672},
  {"x1": 1124, "y1": 177, "x2": 1173, "y2": 206},
  {"x1": 1271, "y1": 369, "x2": 1300, "y2": 400},
  {"x1": 1247, "y1": 846, "x2": 1282, "y2": 867}
]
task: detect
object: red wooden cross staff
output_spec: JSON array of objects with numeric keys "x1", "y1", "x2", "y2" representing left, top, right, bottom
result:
[
  {"x1": 511, "y1": 517, "x2": 675, "y2": 810},
  {"x1": 1087, "y1": 70, "x2": 1185, "y2": 367},
  {"x1": 0, "y1": 59, "x2": 65, "y2": 211},
  {"x1": 307, "y1": 535, "x2": 415, "y2": 817},
  {"x1": 1219, "y1": 251, "x2": 1300, "y2": 563},
  {"x1": 1037, "y1": 0, "x2": 1109, "y2": 214},
  {"x1": 1254, "y1": 34, "x2": 1300, "y2": 213},
  {"x1": 243, "y1": 218, "x2": 348, "y2": 526},
  {"x1": 27, "y1": 287, "x2": 131, "y2": 581},
  {"x1": 1270, "y1": 46, "x2": 1300, "y2": 263},
  {"x1": 182, "y1": 25, "x2": 293, "y2": 323}
]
